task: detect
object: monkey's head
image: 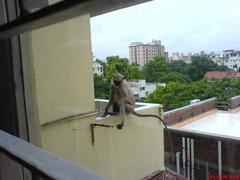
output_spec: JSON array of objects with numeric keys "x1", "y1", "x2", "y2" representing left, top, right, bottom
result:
[{"x1": 113, "y1": 73, "x2": 125, "y2": 87}]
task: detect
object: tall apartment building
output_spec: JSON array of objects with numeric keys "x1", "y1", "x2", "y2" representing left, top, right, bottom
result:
[{"x1": 129, "y1": 40, "x2": 167, "y2": 66}]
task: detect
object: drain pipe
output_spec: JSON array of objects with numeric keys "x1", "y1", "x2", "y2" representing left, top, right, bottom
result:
[
  {"x1": 191, "y1": 138, "x2": 195, "y2": 180},
  {"x1": 187, "y1": 138, "x2": 190, "y2": 179},
  {"x1": 176, "y1": 152, "x2": 181, "y2": 174},
  {"x1": 218, "y1": 140, "x2": 222, "y2": 180},
  {"x1": 182, "y1": 137, "x2": 186, "y2": 177}
]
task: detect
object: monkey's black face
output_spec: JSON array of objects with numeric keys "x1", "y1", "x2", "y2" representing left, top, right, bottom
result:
[{"x1": 114, "y1": 80, "x2": 122, "y2": 86}]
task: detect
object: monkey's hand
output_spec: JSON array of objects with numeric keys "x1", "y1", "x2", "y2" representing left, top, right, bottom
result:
[
  {"x1": 101, "y1": 110, "x2": 109, "y2": 117},
  {"x1": 118, "y1": 98, "x2": 128, "y2": 106}
]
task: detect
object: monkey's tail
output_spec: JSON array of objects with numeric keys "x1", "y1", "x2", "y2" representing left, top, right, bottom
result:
[{"x1": 132, "y1": 111, "x2": 174, "y2": 162}]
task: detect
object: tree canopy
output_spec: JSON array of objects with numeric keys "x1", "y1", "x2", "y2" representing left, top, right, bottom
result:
[
  {"x1": 142, "y1": 56, "x2": 168, "y2": 82},
  {"x1": 158, "y1": 72, "x2": 191, "y2": 83},
  {"x1": 105, "y1": 56, "x2": 130, "y2": 81},
  {"x1": 168, "y1": 60, "x2": 189, "y2": 76},
  {"x1": 188, "y1": 56, "x2": 219, "y2": 81},
  {"x1": 94, "y1": 74, "x2": 109, "y2": 99},
  {"x1": 145, "y1": 78, "x2": 240, "y2": 110},
  {"x1": 94, "y1": 55, "x2": 239, "y2": 112}
]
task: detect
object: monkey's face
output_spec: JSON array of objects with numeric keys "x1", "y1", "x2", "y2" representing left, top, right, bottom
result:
[
  {"x1": 113, "y1": 73, "x2": 124, "y2": 87},
  {"x1": 114, "y1": 80, "x2": 122, "y2": 86}
]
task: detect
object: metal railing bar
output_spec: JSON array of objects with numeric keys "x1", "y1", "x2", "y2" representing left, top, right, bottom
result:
[
  {"x1": 167, "y1": 127, "x2": 240, "y2": 143},
  {"x1": 41, "y1": 110, "x2": 97, "y2": 126},
  {"x1": 0, "y1": 130, "x2": 106, "y2": 180}
]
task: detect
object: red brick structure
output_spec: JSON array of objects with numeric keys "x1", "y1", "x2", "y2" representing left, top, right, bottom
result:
[
  {"x1": 204, "y1": 71, "x2": 240, "y2": 79},
  {"x1": 163, "y1": 98, "x2": 217, "y2": 125},
  {"x1": 141, "y1": 168, "x2": 187, "y2": 180}
]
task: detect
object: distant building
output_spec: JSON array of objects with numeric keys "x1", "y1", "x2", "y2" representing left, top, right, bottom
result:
[
  {"x1": 169, "y1": 52, "x2": 192, "y2": 63},
  {"x1": 171, "y1": 52, "x2": 180, "y2": 61},
  {"x1": 93, "y1": 62, "x2": 104, "y2": 76},
  {"x1": 200, "y1": 51, "x2": 205, "y2": 56},
  {"x1": 193, "y1": 53, "x2": 200, "y2": 56},
  {"x1": 164, "y1": 52, "x2": 169, "y2": 59},
  {"x1": 204, "y1": 71, "x2": 240, "y2": 79},
  {"x1": 211, "y1": 50, "x2": 240, "y2": 70},
  {"x1": 129, "y1": 40, "x2": 168, "y2": 67},
  {"x1": 127, "y1": 79, "x2": 158, "y2": 99}
]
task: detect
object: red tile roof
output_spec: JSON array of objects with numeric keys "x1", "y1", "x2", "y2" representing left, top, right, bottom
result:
[
  {"x1": 205, "y1": 71, "x2": 240, "y2": 79},
  {"x1": 141, "y1": 168, "x2": 187, "y2": 180}
]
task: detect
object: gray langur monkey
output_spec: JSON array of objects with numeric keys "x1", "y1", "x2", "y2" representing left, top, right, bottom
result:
[
  {"x1": 102, "y1": 73, "x2": 173, "y2": 161},
  {"x1": 102, "y1": 73, "x2": 169, "y2": 131}
]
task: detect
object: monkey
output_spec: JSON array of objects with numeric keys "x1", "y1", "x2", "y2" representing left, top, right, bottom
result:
[
  {"x1": 102, "y1": 73, "x2": 135, "y2": 129},
  {"x1": 102, "y1": 72, "x2": 174, "y2": 160},
  {"x1": 102, "y1": 73, "x2": 169, "y2": 131}
]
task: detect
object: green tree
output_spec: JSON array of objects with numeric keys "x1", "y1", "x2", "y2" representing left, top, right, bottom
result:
[
  {"x1": 188, "y1": 56, "x2": 218, "y2": 81},
  {"x1": 216, "y1": 64, "x2": 230, "y2": 71},
  {"x1": 145, "y1": 78, "x2": 240, "y2": 110},
  {"x1": 158, "y1": 72, "x2": 191, "y2": 83},
  {"x1": 145, "y1": 82, "x2": 193, "y2": 110},
  {"x1": 142, "y1": 56, "x2": 168, "y2": 82},
  {"x1": 105, "y1": 56, "x2": 130, "y2": 81},
  {"x1": 168, "y1": 60, "x2": 189, "y2": 76},
  {"x1": 94, "y1": 74, "x2": 109, "y2": 99},
  {"x1": 128, "y1": 65, "x2": 145, "y2": 79}
]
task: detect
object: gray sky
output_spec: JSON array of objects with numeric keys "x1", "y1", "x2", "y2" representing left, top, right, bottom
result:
[{"x1": 90, "y1": 0, "x2": 240, "y2": 60}]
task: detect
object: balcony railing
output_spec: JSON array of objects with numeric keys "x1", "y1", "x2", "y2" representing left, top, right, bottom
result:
[
  {"x1": 0, "y1": 130, "x2": 106, "y2": 180},
  {"x1": 164, "y1": 127, "x2": 240, "y2": 180}
]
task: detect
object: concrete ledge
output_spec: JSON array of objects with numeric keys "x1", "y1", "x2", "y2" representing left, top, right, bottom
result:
[
  {"x1": 228, "y1": 95, "x2": 240, "y2": 109},
  {"x1": 95, "y1": 99, "x2": 162, "y2": 121},
  {"x1": 163, "y1": 98, "x2": 217, "y2": 125}
]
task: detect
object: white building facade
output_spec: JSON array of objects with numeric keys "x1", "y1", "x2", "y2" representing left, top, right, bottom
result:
[
  {"x1": 93, "y1": 62, "x2": 104, "y2": 76},
  {"x1": 128, "y1": 79, "x2": 157, "y2": 99},
  {"x1": 211, "y1": 50, "x2": 240, "y2": 70},
  {"x1": 129, "y1": 40, "x2": 167, "y2": 67}
]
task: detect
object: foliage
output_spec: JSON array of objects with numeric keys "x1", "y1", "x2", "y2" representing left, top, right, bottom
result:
[
  {"x1": 94, "y1": 74, "x2": 109, "y2": 99},
  {"x1": 94, "y1": 56, "x2": 144, "y2": 99},
  {"x1": 168, "y1": 60, "x2": 189, "y2": 76},
  {"x1": 216, "y1": 64, "x2": 230, "y2": 71},
  {"x1": 128, "y1": 65, "x2": 145, "y2": 79},
  {"x1": 158, "y1": 72, "x2": 191, "y2": 83},
  {"x1": 94, "y1": 54, "x2": 240, "y2": 112},
  {"x1": 187, "y1": 56, "x2": 219, "y2": 81},
  {"x1": 142, "y1": 56, "x2": 229, "y2": 83},
  {"x1": 105, "y1": 56, "x2": 130, "y2": 81},
  {"x1": 142, "y1": 56, "x2": 168, "y2": 82},
  {"x1": 145, "y1": 78, "x2": 240, "y2": 110}
]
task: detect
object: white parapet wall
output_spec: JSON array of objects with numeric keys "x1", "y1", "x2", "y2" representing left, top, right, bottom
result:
[{"x1": 41, "y1": 100, "x2": 164, "y2": 180}]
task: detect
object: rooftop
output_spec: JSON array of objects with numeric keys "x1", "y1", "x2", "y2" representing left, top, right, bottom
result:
[
  {"x1": 205, "y1": 71, "x2": 240, "y2": 79},
  {"x1": 175, "y1": 108, "x2": 240, "y2": 139}
]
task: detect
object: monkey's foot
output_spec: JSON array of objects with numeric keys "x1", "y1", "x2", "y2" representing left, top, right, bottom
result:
[
  {"x1": 117, "y1": 124, "x2": 124, "y2": 130},
  {"x1": 101, "y1": 112, "x2": 117, "y2": 118},
  {"x1": 107, "y1": 112, "x2": 117, "y2": 116}
]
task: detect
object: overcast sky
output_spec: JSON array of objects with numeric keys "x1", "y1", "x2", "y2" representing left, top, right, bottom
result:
[{"x1": 90, "y1": 0, "x2": 240, "y2": 60}]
